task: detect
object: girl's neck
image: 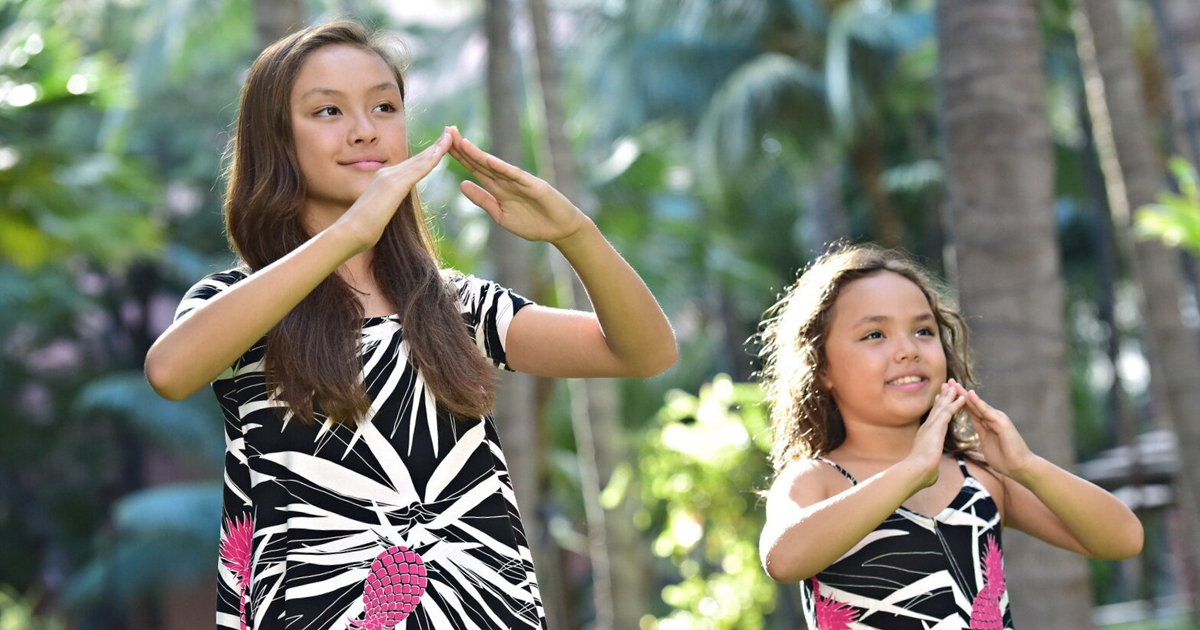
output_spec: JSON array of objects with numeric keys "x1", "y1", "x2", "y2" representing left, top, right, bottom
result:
[
  {"x1": 301, "y1": 198, "x2": 348, "y2": 237},
  {"x1": 835, "y1": 420, "x2": 922, "y2": 463},
  {"x1": 300, "y1": 201, "x2": 375, "y2": 294}
]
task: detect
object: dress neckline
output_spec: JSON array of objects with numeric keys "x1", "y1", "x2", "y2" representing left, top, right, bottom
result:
[{"x1": 819, "y1": 456, "x2": 982, "y2": 523}]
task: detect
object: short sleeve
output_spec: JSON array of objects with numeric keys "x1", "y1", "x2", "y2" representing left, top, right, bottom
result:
[
  {"x1": 445, "y1": 272, "x2": 533, "y2": 371},
  {"x1": 174, "y1": 268, "x2": 249, "y2": 322}
]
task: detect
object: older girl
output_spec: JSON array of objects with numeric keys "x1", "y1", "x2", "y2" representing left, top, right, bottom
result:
[{"x1": 145, "y1": 20, "x2": 674, "y2": 630}]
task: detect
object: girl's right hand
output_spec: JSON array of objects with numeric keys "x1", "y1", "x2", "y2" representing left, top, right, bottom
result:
[
  {"x1": 337, "y1": 128, "x2": 453, "y2": 252},
  {"x1": 906, "y1": 380, "x2": 967, "y2": 488}
]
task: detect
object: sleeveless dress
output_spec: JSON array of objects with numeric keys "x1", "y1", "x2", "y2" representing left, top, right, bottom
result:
[
  {"x1": 800, "y1": 458, "x2": 1014, "y2": 630},
  {"x1": 175, "y1": 269, "x2": 548, "y2": 630}
]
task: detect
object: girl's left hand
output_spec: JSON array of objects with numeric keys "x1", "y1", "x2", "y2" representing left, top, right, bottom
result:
[
  {"x1": 448, "y1": 129, "x2": 590, "y2": 246},
  {"x1": 949, "y1": 381, "x2": 1037, "y2": 479}
]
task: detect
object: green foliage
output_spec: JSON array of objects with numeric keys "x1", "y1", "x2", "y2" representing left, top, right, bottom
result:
[
  {"x1": 61, "y1": 483, "x2": 222, "y2": 610},
  {"x1": 0, "y1": 586, "x2": 65, "y2": 630},
  {"x1": 638, "y1": 375, "x2": 777, "y2": 629},
  {"x1": 1134, "y1": 157, "x2": 1200, "y2": 256},
  {"x1": 0, "y1": 0, "x2": 240, "y2": 618},
  {"x1": 0, "y1": 9, "x2": 163, "y2": 270},
  {"x1": 73, "y1": 372, "x2": 224, "y2": 471}
]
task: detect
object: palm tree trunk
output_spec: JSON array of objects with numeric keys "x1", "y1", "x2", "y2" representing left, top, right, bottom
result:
[
  {"x1": 483, "y1": 2, "x2": 566, "y2": 628},
  {"x1": 800, "y1": 154, "x2": 849, "y2": 254},
  {"x1": 936, "y1": 1, "x2": 1094, "y2": 627},
  {"x1": 1073, "y1": 0, "x2": 1200, "y2": 620},
  {"x1": 1154, "y1": 0, "x2": 1200, "y2": 167},
  {"x1": 253, "y1": 0, "x2": 303, "y2": 48},
  {"x1": 526, "y1": 1, "x2": 649, "y2": 627}
]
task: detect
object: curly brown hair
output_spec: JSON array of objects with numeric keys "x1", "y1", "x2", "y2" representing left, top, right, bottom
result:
[{"x1": 758, "y1": 243, "x2": 977, "y2": 470}]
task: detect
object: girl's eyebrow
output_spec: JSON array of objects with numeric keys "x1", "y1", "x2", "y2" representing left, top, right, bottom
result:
[
  {"x1": 298, "y1": 82, "x2": 399, "y2": 99},
  {"x1": 853, "y1": 313, "x2": 936, "y2": 326}
]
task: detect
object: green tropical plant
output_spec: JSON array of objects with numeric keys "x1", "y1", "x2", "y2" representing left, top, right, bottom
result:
[
  {"x1": 1135, "y1": 157, "x2": 1200, "y2": 255},
  {"x1": 0, "y1": 585, "x2": 65, "y2": 630},
  {"x1": 638, "y1": 375, "x2": 777, "y2": 629}
]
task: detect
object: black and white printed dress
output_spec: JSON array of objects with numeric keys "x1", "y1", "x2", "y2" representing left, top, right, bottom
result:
[
  {"x1": 175, "y1": 268, "x2": 547, "y2": 630},
  {"x1": 801, "y1": 458, "x2": 1013, "y2": 630}
]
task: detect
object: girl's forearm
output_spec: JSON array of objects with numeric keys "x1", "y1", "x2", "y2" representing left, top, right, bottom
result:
[
  {"x1": 762, "y1": 461, "x2": 930, "y2": 582},
  {"x1": 144, "y1": 224, "x2": 363, "y2": 400},
  {"x1": 1012, "y1": 456, "x2": 1144, "y2": 559},
  {"x1": 552, "y1": 220, "x2": 677, "y2": 376}
]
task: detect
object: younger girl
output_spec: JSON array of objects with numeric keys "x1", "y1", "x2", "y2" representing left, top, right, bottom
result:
[
  {"x1": 145, "y1": 20, "x2": 675, "y2": 630},
  {"x1": 757, "y1": 244, "x2": 1141, "y2": 629}
]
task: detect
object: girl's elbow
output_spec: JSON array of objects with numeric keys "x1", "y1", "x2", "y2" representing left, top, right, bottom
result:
[
  {"x1": 1114, "y1": 521, "x2": 1145, "y2": 559},
  {"x1": 759, "y1": 537, "x2": 810, "y2": 583},
  {"x1": 644, "y1": 343, "x2": 679, "y2": 377},
  {"x1": 1111, "y1": 514, "x2": 1146, "y2": 559},
  {"x1": 761, "y1": 551, "x2": 808, "y2": 584},
  {"x1": 642, "y1": 335, "x2": 679, "y2": 377},
  {"x1": 144, "y1": 352, "x2": 197, "y2": 402},
  {"x1": 762, "y1": 556, "x2": 789, "y2": 583},
  {"x1": 1088, "y1": 520, "x2": 1145, "y2": 561},
  {"x1": 617, "y1": 341, "x2": 677, "y2": 378}
]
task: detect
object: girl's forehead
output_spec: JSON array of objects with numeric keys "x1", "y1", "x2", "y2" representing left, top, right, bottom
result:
[
  {"x1": 292, "y1": 45, "x2": 399, "y2": 97},
  {"x1": 829, "y1": 271, "x2": 932, "y2": 323}
]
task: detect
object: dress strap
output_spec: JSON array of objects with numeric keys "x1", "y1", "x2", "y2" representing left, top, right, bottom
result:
[
  {"x1": 956, "y1": 457, "x2": 971, "y2": 479},
  {"x1": 819, "y1": 458, "x2": 858, "y2": 485}
]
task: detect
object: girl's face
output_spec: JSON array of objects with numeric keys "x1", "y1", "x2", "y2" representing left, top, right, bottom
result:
[
  {"x1": 821, "y1": 271, "x2": 947, "y2": 431},
  {"x1": 290, "y1": 44, "x2": 407, "y2": 219}
]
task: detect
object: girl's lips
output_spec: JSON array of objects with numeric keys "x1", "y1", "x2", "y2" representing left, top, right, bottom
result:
[{"x1": 343, "y1": 160, "x2": 385, "y2": 171}]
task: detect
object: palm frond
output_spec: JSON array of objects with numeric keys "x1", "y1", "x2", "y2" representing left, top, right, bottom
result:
[
  {"x1": 60, "y1": 483, "x2": 222, "y2": 610},
  {"x1": 695, "y1": 52, "x2": 824, "y2": 187},
  {"x1": 113, "y1": 481, "x2": 223, "y2": 538},
  {"x1": 73, "y1": 371, "x2": 224, "y2": 471},
  {"x1": 826, "y1": 2, "x2": 933, "y2": 137}
]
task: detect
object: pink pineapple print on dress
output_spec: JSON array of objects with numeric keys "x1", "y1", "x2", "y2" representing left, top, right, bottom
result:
[
  {"x1": 219, "y1": 514, "x2": 254, "y2": 630},
  {"x1": 811, "y1": 578, "x2": 858, "y2": 630},
  {"x1": 969, "y1": 535, "x2": 1007, "y2": 629},
  {"x1": 347, "y1": 545, "x2": 428, "y2": 630}
]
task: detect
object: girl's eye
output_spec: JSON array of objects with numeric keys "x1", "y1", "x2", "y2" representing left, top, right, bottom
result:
[
  {"x1": 916, "y1": 327, "x2": 936, "y2": 337},
  {"x1": 316, "y1": 105, "x2": 340, "y2": 117},
  {"x1": 375, "y1": 102, "x2": 398, "y2": 113},
  {"x1": 862, "y1": 331, "x2": 883, "y2": 341}
]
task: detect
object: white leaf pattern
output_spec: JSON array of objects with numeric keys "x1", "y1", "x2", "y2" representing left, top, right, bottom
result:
[
  {"x1": 176, "y1": 269, "x2": 545, "y2": 630},
  {"x1": 803, "y1": 458, "x2": 1014, "y2": 629}
]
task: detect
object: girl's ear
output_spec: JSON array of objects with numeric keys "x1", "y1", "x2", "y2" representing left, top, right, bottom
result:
[{"x1": 818, "y1": 368, "x2": 833, "y2": 393}]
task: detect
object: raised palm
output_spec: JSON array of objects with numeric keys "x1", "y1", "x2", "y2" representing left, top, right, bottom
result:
[{"x1": 448, "y1": 130, "x2": 588, "y2": 245}]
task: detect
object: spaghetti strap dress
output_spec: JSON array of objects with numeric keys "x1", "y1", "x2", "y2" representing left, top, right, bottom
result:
[
  {"x1": 175, "y1": 268, "x2": 548, "y2": 630},
  {"x1": 800, "y1": 457, "x2": 1014, "y2": 630}
]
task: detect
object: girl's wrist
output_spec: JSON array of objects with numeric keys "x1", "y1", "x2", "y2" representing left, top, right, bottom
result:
[
  {"x1": 551, "y1": 216, "x2": 599, "y2": 254},
  {"x1": 322, "y1": 219, "x2": 372, "y2": 258},
  {"x1": 1009, "y1": 454, "x2": 1047, "y2": 487},
  {"x1": 894, "y1": 457, "x2": 939, "y2": 492}
]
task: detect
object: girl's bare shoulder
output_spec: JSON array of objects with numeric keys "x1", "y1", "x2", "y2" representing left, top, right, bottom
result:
[{"x1": 767, "y1": 457, "x2": 851, "y2": 512}]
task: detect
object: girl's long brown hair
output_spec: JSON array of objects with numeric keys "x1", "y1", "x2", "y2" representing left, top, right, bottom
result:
[
  {"x1": 224, "y1": 20, "x2": 494, "y2": 425},
  {"x1": 758, "y1": 243, "x2": 977, "y2": 471}
]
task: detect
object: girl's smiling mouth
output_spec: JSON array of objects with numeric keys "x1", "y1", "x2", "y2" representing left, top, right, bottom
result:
[{"x1": 886, "y1": 374, "x2": 928, "y2": 390}]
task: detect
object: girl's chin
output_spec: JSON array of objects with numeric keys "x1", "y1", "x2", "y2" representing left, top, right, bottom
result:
[{"x1": 304, "y1": 191, "x2": 366, "y2": 210}]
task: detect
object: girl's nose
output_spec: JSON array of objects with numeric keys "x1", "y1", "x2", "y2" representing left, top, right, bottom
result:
[
  {"x1": 894, "y1": 337, "x2": 919, "y2": 361},
  {"x1": 350, "y1": 114, "x2": 378, "y2": 145}
]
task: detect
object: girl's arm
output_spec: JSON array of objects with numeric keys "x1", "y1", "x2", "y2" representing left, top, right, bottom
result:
[
  {"x1": 145, "y1": 131, "x2": 454, "y2": 400},
  {"x1": 952, "y1": 383, "x2": 1144, "y2": 560},
  {"x1": 760, "y1": 383, "x2": 967, "y2": 582},
  {"x1": 448, "y1": 132, "x2": 676, "y2": 378}
]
